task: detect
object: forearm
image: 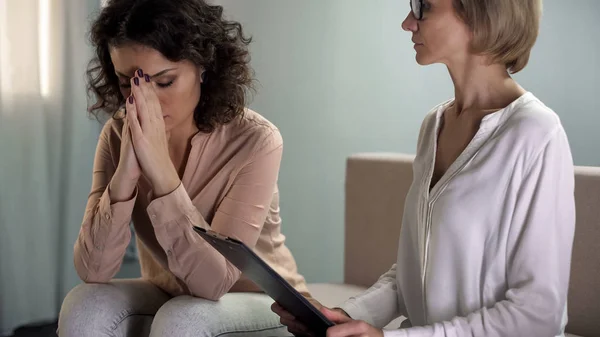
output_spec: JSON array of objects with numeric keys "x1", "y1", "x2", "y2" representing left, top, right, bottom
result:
[
  {"x1": 158, "y1": 225, "x2": 243, "y2": 300},
  {"x1": 147, "y1": 133, "x2": 284, "y2": 299},
  {"x1": 108, "y1": 169, "x2": 138, "y2": 202},
  {"x1": 147, "y1": 184, "x2": 244, "y2": 300},
  {"x1": 74, "y1": 187, "x2": 136, "y2": 283},
  {"x1": 382, "y1": 295, "x2": 568, "y2": 337},
  {"x1": 338, "y1": 265, "x2": 402, "y2": 328}
]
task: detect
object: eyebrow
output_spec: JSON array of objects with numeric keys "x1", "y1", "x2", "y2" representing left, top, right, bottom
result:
[{"x1": 116, "y1": 67, "x2": 177, "y2": 79}]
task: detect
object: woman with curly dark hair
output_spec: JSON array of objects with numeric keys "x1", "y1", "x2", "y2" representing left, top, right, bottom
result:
[{"x1": 57, "y1": 0, "x2": 309, "y2": 336}]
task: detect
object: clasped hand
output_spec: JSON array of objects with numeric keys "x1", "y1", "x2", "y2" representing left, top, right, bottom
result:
[{"x1": 119, "y1": 69, "x2": 181, "y2": 198}]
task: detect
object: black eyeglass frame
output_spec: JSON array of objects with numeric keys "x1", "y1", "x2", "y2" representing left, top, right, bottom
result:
[{"x1": 410, "y1": 0, "x2": 424, "y2": 20}]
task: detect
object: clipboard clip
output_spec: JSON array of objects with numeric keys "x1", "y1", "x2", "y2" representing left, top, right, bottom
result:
[{"x1": 207, "y1": 229, "x2": 228, "y2": 241}]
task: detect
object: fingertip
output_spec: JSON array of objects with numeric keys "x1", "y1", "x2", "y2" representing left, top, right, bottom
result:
[
  {"x1": 273, "y1": 302, "x2": 287, "y2": 315},
  {"x1": 321, "y1": 307, "x2": 344, "y2": 322},
  {"x1": 130, "y1": 76, "x2": 139, "y2": 89}
]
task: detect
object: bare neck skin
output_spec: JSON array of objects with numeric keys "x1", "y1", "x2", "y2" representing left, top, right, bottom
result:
[
  {"x1": 166, "y1": 114, "x2": 199, "y2": 175},
  {"x1": 168, "y1": 117, "x2": 198, "y2": 147},
  {"x1": 446, "y1": 55, "x2": 526, "y2": 116}
]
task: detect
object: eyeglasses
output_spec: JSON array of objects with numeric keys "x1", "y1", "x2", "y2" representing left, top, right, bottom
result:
[{"x1": 410, "y1": 0, "x2": 424, "y2": 20}]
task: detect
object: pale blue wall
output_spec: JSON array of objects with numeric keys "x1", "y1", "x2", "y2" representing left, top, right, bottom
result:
[
  {"x1": 217, "y1": 0, "x2": 600, "y2": 283},
  {"x1": 57, "y1": 0, "x2": 107, "y2": 300}
]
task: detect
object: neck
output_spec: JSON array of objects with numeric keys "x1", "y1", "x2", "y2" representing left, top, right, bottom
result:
[
  {"x1": 447, "y1": 55, "x2": 526, "y2": 113},
  {"x1": 167, "y1": 118, "x2": 199, "y2": 155}
]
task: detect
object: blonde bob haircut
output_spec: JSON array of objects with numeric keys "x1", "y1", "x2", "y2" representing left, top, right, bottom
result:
[{"x1": 453, "y1": 0, "x2": 542, "y2": 73}]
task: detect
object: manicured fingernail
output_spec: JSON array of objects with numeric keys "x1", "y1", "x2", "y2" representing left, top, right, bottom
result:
[
  {"x1": 128, "y1": 96, "x2": 133, "y2": 104},
  {"x1": 137, "y1": 69, "x2": 143, "y2": 77},
  {"x1": 134, "y1": 77, "x2": 139, "y2": 86},
  {"x1": 144, "y1": 74, "x2": 150, "y2": 82}
]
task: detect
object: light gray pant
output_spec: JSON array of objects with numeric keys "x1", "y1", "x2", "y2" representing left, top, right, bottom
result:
[{"x1": 58, "y1": 279, "x2": 291, "y2": 337}]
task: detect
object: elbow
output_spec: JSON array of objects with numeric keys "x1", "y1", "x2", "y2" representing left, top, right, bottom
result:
[
  {"x1": 200, "y1": 292, "x2": 226, "y2": 302},
  {"x1": 545, "y1": 311, "x2": 567, "y2": 337},
  {"x1": 187, "y1": 268, "x2": 241, "y2": 301},
  {"x1": 74, "y1": 263, "x2": 112, "y2": 284},
  {"x1": 189, "y1": 280, "x2": 235, "y2": 301},
  {"x1": 188, "y1": 285, "x2": 229, "y2": 302},
  {"x1": 523, "y1": 302, "x2": 566, "y2": 336},
  {"x1": 73, "y1": 254, "x2": 113, "y2": 284},
  {"x1": 531, "y1": 320, "x2": 563, "y2": 337},
  {"x1": 79, "y1": 272, "x2": 112, "y2": 284}
]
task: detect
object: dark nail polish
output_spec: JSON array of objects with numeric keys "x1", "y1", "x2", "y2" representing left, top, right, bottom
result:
[
  {"x1": 137, "y1": 69, "x2": 143, "y2": 77},
  {"x1": 144, "y1": 74, "x2": 150, "y2": 82},
  {"x1": 128, "y1": 96, "x2": 133, "y2": 104},
  {"x1": 134, "y1": 77, "x2": 139, "y2": 86}
]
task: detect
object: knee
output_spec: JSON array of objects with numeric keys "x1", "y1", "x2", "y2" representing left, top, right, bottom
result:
[
  {"x1": 58, "y1": 283, "x2": 125, "y2": 337},
  {"x1": 150, "y1": 296, "x2": 215, "y2": 337}
]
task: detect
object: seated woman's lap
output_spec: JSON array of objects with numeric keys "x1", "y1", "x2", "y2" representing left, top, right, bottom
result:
[
  {"x1": 150, "y1": 293, "x2": 290, "y2": 337},
  {"x1": 58, "y1": 279, "x2": 169, "y2": 337},
  {"x1": 58, "y1": 279, "x2": 290, "y2": 337}
]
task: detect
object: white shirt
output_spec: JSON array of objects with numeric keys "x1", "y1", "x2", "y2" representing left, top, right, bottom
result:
[{"x1": 339, "y1": 92, "x2": 575, "y2": 337}]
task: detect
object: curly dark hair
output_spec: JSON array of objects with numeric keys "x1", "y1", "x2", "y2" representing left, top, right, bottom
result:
[{"x1": 87, "y1": 0, "x2": 254, "y2": 132}]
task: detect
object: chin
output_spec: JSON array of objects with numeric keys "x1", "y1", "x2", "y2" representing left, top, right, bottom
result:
[
  {"x1": 415, "y1": 53, "x2": 435, "y2": 66},
  {"x1": 415, "y1": 54, "x2": 440, "y2": 66}
]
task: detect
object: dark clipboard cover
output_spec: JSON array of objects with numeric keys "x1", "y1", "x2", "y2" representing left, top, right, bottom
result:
[{"x1": 193, "y1": 226, "x2": 334, "y2": 336}]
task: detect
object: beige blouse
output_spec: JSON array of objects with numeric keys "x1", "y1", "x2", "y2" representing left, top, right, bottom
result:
[{"x1": 74, "y1": 109, "x2": 309, "y2": 300}]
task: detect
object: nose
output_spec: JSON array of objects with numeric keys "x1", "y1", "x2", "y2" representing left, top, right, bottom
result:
[{"x1": 401, "y1": 11, "x2": 418, "y2": 32}]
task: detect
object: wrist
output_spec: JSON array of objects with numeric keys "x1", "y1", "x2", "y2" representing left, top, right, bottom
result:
[
  {"x1": 109, "y1": 172, "x2": 138, "y2": 202},
  {"x1": 151, "y1": 168, "x2": 181, "y2": 198},
  {"x1": 333, "y1": 307, "x2": 350, "y2": 318}
]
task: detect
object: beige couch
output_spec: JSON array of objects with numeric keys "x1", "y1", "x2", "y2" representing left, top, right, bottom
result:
[{"x1": 307, "y1": 153, "x2": 600, "y2": 336}]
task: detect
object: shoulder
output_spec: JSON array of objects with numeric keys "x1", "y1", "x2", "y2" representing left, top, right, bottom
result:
[
  {"x1": 493, "y1": 93, "x2": 573, "y2": 177},
  {"x1": 220, "y1": 109, "x2": 283, "y2": 156},
  {"x1": 500, "y1": 93, "x2": 569, "y2": 157},
  {"x1": 98, "y1": 110, "x2": 125, "y2": 147}
]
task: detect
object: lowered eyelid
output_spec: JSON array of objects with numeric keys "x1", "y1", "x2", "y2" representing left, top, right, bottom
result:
[{"x1": 152, "y1": 75, "x2": 176, "y2": 83}]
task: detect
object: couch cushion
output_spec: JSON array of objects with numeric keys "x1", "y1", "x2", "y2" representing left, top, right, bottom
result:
[
  {"x1": 567, "y1": 166, "x2": 600, "y2": 337},
  {"x1": 307, "y1": 283, "x2": 366, "y2": 308},
  {"x1": 307, "y1": 283, "x2": 405, "y2": 329},
  {"x1": 345, "y1": 153, "x2": 414, "y2": 288}
]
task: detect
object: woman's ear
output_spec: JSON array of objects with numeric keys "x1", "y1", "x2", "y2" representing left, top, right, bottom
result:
[{"x1": 200, "y1": 68, "x2": 206, "y2": 83}]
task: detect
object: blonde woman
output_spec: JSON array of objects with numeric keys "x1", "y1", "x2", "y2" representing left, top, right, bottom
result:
[{"x1": 274, "y1": 0, "x2": 575, "y2": 336}]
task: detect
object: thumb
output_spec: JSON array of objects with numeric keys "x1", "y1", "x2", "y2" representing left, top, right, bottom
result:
[
  {"x1": 126, "y1": 95, "x2": 143, "y2": 143},
  {"x1": 321, "y1": 307, "x2": 352, "y2": 324}
]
